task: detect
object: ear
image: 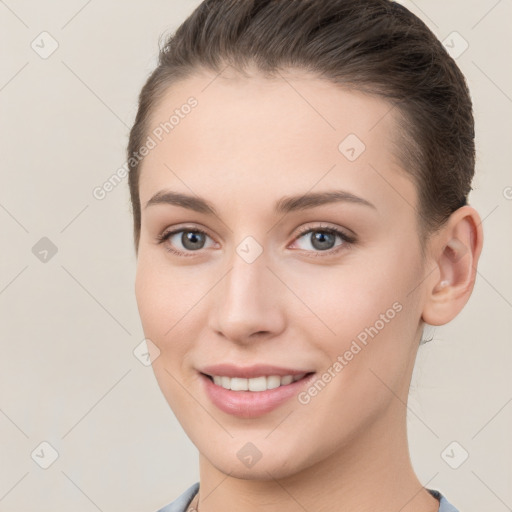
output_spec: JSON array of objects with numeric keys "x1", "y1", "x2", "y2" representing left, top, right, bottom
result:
[{"x1": 421, "y1": 205, "x2": 484, "y2": 326}]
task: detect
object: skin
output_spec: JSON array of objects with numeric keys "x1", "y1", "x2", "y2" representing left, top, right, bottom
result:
[{"x1": 134, "y1": 67, "x2": 483, "y2": 512}]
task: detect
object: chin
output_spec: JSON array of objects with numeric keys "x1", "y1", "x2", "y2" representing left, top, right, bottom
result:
[
  {"x1": 213, "y1": 458, "x2": 299, "y2": 481},
  {"x1": 199, "y1": 440, "x2": 311, "y2": 481}
]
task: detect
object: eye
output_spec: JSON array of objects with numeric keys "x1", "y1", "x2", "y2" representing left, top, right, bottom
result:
[
  {"x1": 290, "y1": 224, "x2": 355, "y2": 256},
  {"x1": 156, "y1": 223, "x2": 356, "y2": 258},
  {"x1": 156, "y1": 227, "x2": 217, "y2": 257}
]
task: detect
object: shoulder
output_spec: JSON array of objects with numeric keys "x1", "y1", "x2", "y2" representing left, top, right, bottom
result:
[
  {"x1": 427, "y1": 488, "x2": 460, "y2": 512},
  {"x1": 155, "y1": 482, "x2": 200, "y2": 512}
]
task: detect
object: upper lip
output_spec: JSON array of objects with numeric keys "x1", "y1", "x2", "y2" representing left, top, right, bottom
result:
[{"x1": 199, "y1": 364, "x2": 314, "y2": 379}]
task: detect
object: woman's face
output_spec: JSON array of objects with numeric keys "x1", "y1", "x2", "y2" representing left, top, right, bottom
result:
[{"x1": 135, "y1": 69, "x2": 430, "y2": 479}]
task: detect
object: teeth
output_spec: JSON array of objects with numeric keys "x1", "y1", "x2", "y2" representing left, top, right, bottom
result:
[
  {"x1": 281, "y1": 375, "x2": 293, "y2": 385},
  {"x1": 266, "y1": 375, "x2": 281, "y2": 389},
  {"x1": 231, "y1": 377, "x2": 249, "y2": 391},
  {"x1": 210, "y1": 373, "x2": 307, "y2": 391},
  {"x1": 248, "y1": 376, "x2": 267, "y2": 391}
]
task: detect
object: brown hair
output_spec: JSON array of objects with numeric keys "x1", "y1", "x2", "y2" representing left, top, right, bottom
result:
[{"x1": 127, "y1": 0, "x2": 475, "y2": 255}]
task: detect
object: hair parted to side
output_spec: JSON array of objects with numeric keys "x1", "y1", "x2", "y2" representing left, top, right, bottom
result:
[{"x1": 127, "y1": 0, "x2": 475, "y2": 255}]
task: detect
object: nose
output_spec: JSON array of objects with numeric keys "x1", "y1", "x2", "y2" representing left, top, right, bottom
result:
[{"x1": 210, "y1": 249, "x2": 286, "y2": 344}]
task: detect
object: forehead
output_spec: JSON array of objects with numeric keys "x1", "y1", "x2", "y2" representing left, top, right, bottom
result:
[
  {"x1": 146, "y1": 68, "x2": 399, "y2": 153},
  {"x1": 138, "y1": 69, "x2": 415, "y2": 217}
]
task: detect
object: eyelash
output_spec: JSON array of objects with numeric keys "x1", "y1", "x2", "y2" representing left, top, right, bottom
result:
[{"x1": 155, "y1": 224, "x2": 356, "y2": 258}]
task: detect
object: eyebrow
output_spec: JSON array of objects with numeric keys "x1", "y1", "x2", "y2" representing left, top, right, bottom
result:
[{"x1": 144, "y1": 189, "x2": 376, "y2": 215}]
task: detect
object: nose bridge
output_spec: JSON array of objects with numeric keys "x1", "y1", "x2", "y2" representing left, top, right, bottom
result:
[
  {"x1": 226, "y1": 246, "x2": 266, "y2": 305},
  {"x1": 212, "y1": 237, "x2": 284, "y2": 342}
]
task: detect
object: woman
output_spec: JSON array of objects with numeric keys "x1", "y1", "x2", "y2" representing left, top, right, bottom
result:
[{"x1": 127, "y1": 1, "x2": 483, "y2": 510}]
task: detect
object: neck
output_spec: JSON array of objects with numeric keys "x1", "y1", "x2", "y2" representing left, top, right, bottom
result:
[{"x1": 195, "y1": 400, "x2": 439, "y2": 512}]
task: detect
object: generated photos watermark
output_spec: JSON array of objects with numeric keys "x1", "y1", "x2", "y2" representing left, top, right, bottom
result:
[
  {"x1": 92, "y1": 96, "x2": 198, "y2": 200},
  {"x1": 297, "y1": 301, "x2": 403, "y2": 405}
]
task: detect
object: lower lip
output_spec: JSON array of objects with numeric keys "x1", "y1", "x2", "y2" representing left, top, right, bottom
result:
[{"x1": 200, "y1": 373, "x2": 315, "y2": 418}]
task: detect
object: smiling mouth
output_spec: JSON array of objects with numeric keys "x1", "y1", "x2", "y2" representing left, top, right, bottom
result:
[{"x1": 201, "y1": 372, "x2": 315, "y2": 392}]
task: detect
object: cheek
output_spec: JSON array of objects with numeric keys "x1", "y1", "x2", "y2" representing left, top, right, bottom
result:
[
  {"x1": 286, "y1": 260, "x2": 409, "y2": 344},
  {"x1": 135, "y1": 255, "x2": 204, "y2": 342},
  {"x1": 135, "y1": 259, "x2": 204, "y2": 412},
  {"x1": 134, "y1": 255, "x2": 220, "y2": 401},
  {"x1": 289, "y1": 269, "x2": 419, "y2": 445},
  {"x1": 135, "y1": 260, "x2": 169, "y2": 339},
  {"x1": 289, "y1": 246, "x2": 423, "y2": 377}
]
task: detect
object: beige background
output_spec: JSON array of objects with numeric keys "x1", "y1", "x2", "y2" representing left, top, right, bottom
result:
[{"x1": 1, "y1": 1, "x2": 511, "y2": 511}]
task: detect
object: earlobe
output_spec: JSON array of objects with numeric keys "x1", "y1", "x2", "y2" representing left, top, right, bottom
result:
[{"x1": 421, "y1": 206, "x2": 484, "y2": 326}]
